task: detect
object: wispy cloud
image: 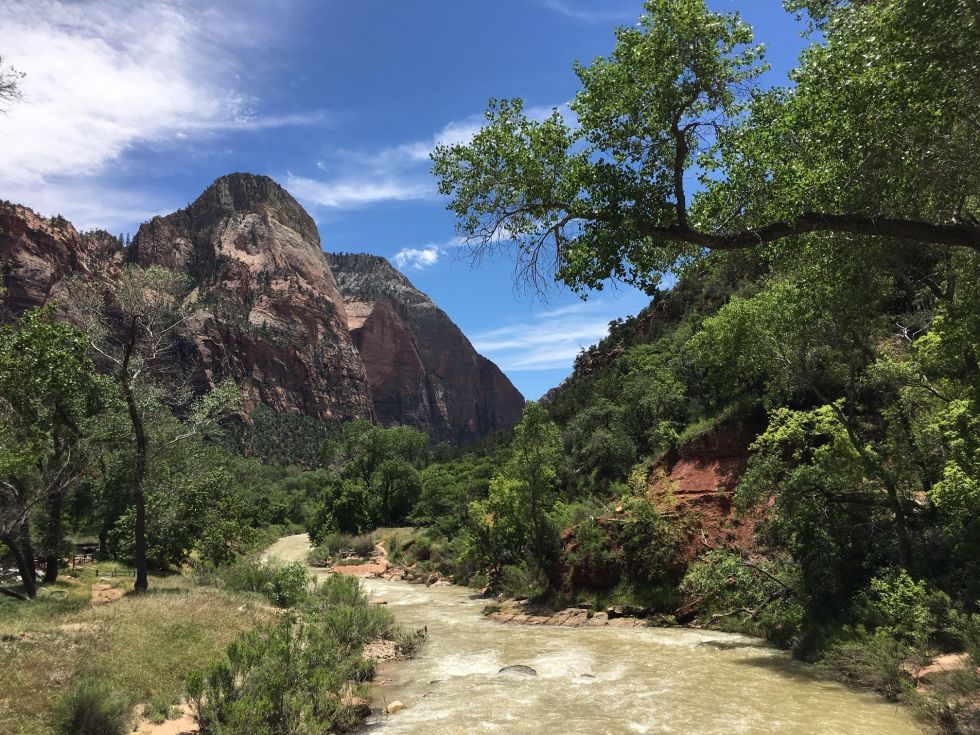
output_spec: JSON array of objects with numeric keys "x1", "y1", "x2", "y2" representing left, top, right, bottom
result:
[
  {"x1": 471, "y1": 300, "x2": 626, "y2": 371},
  {"x1": 287, "y1": 105, "x2": 569, "y2": 211},
  {"x1": 537, "y1": 0, "x2": 636, "y2": 23},
  {"x1": 286, "y1": 176, "x2": 433, "y2": 210},
  {"x1": 0, "y1": 0, "x2": 321, "y2": 230}
]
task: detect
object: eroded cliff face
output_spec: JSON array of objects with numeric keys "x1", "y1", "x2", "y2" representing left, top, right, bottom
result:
[
  {"x1": 326, "y1": 253, "x2": 526, "y2": 444},
  {"x1": 647, "y1": 423, "x2": 761, "y2": 559},
  {"x1": 129, "y1": 173, "x2": 372, "y2": 421},
  {"x1": 0, "y1": 205, "x2": 122, "y2": 321},
  {"x1": 0, "y1": 173, "x2": 523, "y2": 441}
]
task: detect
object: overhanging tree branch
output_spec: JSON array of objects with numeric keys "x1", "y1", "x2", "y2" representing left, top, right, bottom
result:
[{"x1": 631, "y1": 212, "x2": 980, "y2": 252}]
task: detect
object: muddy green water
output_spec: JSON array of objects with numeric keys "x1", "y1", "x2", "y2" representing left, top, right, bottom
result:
[
  {"x1": 358, "y1": 578, "x2": 920, "y2": 735},
  {"x1": 265, "y1": 536, "x2": 920, "y2": 735}
]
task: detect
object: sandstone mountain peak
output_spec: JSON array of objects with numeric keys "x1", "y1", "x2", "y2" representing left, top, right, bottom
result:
[{"x1": 0, "y1": 175, "x2": 524, "y2": 445}]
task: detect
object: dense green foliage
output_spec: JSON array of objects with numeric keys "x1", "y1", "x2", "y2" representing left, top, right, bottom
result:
[{"x1": 433, "y1": 0, "x2": 980, "y2": 293}]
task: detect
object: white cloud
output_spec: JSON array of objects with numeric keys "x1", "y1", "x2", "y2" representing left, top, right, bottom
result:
[
  {"x1": 286, "y1": 175, "x2": 433, "y2": 210},
  {"x1": 393, "y1": 245, "x2": 443, "y2": 270},
  {"x1": 289, "y1": 104, "x2": 570, "y2": 212},
  {"x1": 471, "y1": 300, "x2": 625, "y2": 371},
  {"x1": 0, "y1": 0, "x2": 319, "y2": 228}
]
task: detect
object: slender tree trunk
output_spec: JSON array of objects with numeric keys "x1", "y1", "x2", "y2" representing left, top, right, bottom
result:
[
  {"x1": 43, "y1": 488, "x2": 64, "y2": 584},
  {"x1": 125, "y1": 386, "x2": 149, "y2": 592},
  {"x1": 119, "y1": 317, "x2": 149, "y2": 592},
  {"x1": 3, "y1": 533, "x2": 37, "y2": 599},
  {"x1": 20, "y1": 525, "x2": 37, "y2": 585}
]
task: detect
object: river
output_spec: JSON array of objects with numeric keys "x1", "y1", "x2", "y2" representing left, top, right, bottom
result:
[{"x1": 265, "y1": 535, "x2": 922, "y2": 735}]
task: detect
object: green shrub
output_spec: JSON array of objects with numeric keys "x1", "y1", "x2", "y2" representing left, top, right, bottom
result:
[
  {"x1": 562, "y1": 517, "x2": 621, "y2": 590},
  {"x1": 311, "y1": 533, "x2": 376, "y2": 566},
  {"x1": 617, "y1": 497, "x2": 682, "y2": 585},
  {"x1": 820, "y1": 630, "x2": 918, "y2": 700},
  {"x1": 52, "y1": 681, "x2": 131, "y2": 735},
  {"x1": 413, "y1": 535, "x2": 433, "y2": 561},
  {"x1": 187, "y1": 571, "x2": 416, "y2": 735},
  {"x1": 316, "y1": 603, "x2": 396, "y2": 651},
  {"x1": 498, "y1": 563, "x2": 549, "y2": 599},
  {"x1": 215, "y1": 558, "x2": 309, "y2": 608},
  {"x1": 856, "y1": 569, "x2": 950, "y2": 647},
  {"x1": 315, "y1": 573, "x2": 365, "y2": 607},
  {"x1": 144, "y1": 693, "x2": 180, "y2": 725},
  {"x1": 187, "y1": 616, "x2": 368, "y2": 735},
  {"x1": 266, "y1": 561, "x2": 310, "y2": 608}
]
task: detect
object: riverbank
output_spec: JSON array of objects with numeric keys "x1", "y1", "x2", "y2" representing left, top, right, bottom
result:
[{"x1": 0, "y1": 567, "x2": 273, "y2": 735}]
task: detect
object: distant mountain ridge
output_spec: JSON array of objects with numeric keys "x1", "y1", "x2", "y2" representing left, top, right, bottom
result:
[{"x1": 0, "y1": 173, "x2": 524, "y2": 443}]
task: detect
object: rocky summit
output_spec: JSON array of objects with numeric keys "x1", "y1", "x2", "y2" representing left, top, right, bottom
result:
[{"x1": 0, "y1": 172, "x2": 524, "y2": 442}]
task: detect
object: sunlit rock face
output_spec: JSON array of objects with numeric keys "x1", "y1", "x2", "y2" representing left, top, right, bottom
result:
[
  {"x1": 326, "y1": 253, "x2": 525, "y2": 444},
  {"x1": 129, "y1": 173, "x2": 373, "y2": 421},
  {"x1": 0, "y1": 173, "x2": 522, "y2": 441}
]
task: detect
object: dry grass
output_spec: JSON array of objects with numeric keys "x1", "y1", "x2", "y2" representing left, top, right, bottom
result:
[{"x1": 0, "y1": 568, "x2": 273, "y2": 735}]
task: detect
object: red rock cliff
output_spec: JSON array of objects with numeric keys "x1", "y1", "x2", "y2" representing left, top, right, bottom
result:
[
  {"x1": 128, "y1": 173, "x2": 373, "y2": 421},
  {"x1": 325, "y1": 253, "x2": 526, "y2": 444}
]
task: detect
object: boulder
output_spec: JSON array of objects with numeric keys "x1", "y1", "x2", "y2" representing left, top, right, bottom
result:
[
  {"x1": 386, "y1": 701, "x2": 407, "y2": 714},
  {"x1": 498, "y1": 665, "x2": 538, "y2": 676}
]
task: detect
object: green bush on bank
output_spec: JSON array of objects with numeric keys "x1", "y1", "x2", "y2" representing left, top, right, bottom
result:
[
  {"x1": 310, "y1": 532, "x2": 376, "y2": 566},
  {"x1": 188, "y1": 573, "x2": 420, "y2": 735},
  {"x1": 197, "y1": 557, "x2": 311, "y2": 608}
]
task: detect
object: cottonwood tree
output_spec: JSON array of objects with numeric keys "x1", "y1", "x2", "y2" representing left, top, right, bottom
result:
[
  {"x1": 0, "y1": 309, "x2": 106, "y2": 598},
  {"x1": 465, "y1": 403, "x2": 563, "y2": 589},
  {"x1": 432, "y1": 0, "x2": 980, "y2": 294},
  {"x1": 74, "y1": 266, "x2": 241, "y2": 591}
]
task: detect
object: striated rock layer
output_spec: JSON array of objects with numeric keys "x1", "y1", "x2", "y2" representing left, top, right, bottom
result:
[
  {"x1": 326, "y1": 253, "x2": 525, "y2": 445},
  {"x1": 0, "y1": 173, "x2": 523, "y2": 442}
]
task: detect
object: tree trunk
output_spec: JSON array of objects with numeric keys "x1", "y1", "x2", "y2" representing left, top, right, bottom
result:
[
  {"x1": 3, "y1": 533, "x2": 37, "y2": 599},
  {"x1": 119, "y1": 317, "x2": 149, "y2": 593},
  {"x1": 43, "y1": 488, "x2": 64, "y2": 584},
  {"x1": 20, "y1": 525, "x2": 37, "y2": 585},
  {"x1": 125, "y1": 386, "x2": 149, "y2": 592}
]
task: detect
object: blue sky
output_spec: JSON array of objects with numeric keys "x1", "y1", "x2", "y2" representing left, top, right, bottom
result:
[{"x1": 0, "y1": 0, "x2": 809, "y2": 399}]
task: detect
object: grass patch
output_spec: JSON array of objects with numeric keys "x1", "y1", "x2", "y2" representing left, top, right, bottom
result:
[{"x1": 0, "y1": 569, "x2": 273, "y2": 735}]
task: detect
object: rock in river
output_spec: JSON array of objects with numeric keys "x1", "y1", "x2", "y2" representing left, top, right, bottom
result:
[{"x1": 498, "y1": 665, "x2": 538, "y2": 676}]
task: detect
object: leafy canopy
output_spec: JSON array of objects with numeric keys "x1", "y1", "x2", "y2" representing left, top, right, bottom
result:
[{"x1": 433, "y1": 0, "x2": 980, "y2": 293}]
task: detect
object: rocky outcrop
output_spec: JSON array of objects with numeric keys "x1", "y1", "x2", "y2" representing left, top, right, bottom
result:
[
  {"x1": 485, "y1": 598, "x2": 649, "y2": 628},
  {"x1": 129, "y1": 173, "x2": 372, "y2": 421},
  {"x1": 647, "y1": 422, "x2": 761, "y2": 558},
  {"x1": 326, "y1": 253, "x2": 525, "y2": 444},
  {"x1": 0, "y1": 173, "x2": 522, "y2": 442},
  {"x1": 0, "y1": 205, "x2": 121, "y2": 321}
]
